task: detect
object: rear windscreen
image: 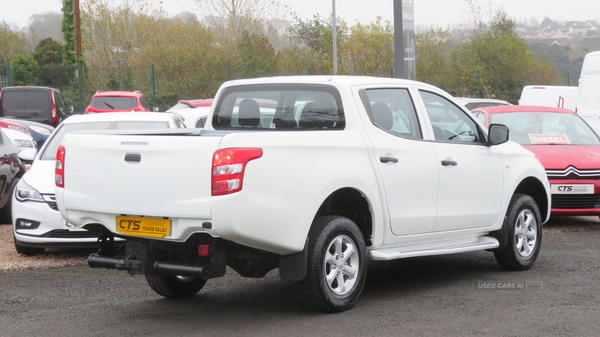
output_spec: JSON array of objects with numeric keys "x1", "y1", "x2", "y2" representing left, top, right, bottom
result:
[
  {"x1": 212, "y1": 84, "x2": 344, "y2": 130},
  {"x1": 90, "y1": 96, "x2": 138, "y2": 110},
  {"x1": 2, "y1": 90, "x2": 50, "y2": 110}
]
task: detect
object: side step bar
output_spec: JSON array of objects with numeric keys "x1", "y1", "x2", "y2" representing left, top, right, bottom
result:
[{"x1": 368, "y1": 236, "x2": 499, "y2": 261}]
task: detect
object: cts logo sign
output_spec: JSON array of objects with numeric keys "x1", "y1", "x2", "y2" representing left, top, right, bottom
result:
[
  {"x1": 119, "y1": 219, "x2": 141, "y2": 231},
  {"x1": 557, "y1": 186, "x2": 573, "y2": 192}
]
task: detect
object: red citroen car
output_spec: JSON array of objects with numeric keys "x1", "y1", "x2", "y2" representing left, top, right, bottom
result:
[{"x1": 471, "y1": 105, "x2": 600, "y2": 217}]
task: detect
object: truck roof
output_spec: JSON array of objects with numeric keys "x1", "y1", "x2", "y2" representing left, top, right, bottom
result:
[{"x1": 222, "y1": 75, "x2": 433, "y2": 88}]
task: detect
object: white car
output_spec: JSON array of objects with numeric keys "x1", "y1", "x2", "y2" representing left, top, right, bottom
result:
[
  {"x1": 165, "y1": 98, "x2": 213, "y2": 128},
  {"x1": 2, "y1": 128, "x2": 37, "y2": 152},
  {"x1": 12, "y1": 112, "x2": 186, "y2": 256},
  {"x1": 169, "y1": 106, "x2": 211, "y2": 128},
  {"x1": 454, "y1": 97, "x2": 512, "y2": 110}
]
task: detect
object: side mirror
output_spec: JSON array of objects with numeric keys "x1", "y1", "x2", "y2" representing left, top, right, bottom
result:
[
  {"x1": 19, "y1": 148, "x2": 37, "y2": 161},
  {"x1": 487, "y1": 124, "x2": 509, "y2": 146}
]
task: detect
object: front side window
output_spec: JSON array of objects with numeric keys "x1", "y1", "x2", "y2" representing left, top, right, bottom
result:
[
  {"x1": 359, "y1": 88, "x2": 422, "y2": 139},
  {"x1": 212, "y1": 85, "x2": 344, "y2": 130},
  {"x1": 419, "y1": 91, "x2": 481, "y2": 143}
]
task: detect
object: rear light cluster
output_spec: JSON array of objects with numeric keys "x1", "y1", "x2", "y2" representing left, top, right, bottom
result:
[
  {"x1": 55, "y1": 145, "x2": 66, "y2": 188},
  {"x1": 51, "y1": 92, "x2": 57, "y2": 125},
  {"x1": 212, "y1": 148, "x2": 263, "y2": 196}
]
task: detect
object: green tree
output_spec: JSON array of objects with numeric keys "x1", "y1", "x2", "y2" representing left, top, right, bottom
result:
[
  {"x1": 32, "y1": 38, "x2": 70, "y2": 88},
  {"x1": 286, "y1": 14, "x2": 347, "y2": 74},
  {"x1": 415, "y1": 28, "x2": 457, "y2": 88},
  {"x1": 61, "y1": 0, "x2": 78, "y2": 65},
  {"x1": 60, "y1": 0, "x2": 79, "y2": 91},
  {"x1": 133, "y1": 13, "x2": 228, "y2": 105},
  {"x1": 341, "y1": 17, "x2": 394, "y2": 76},
  {"x1": 33, "y1": 37, "x2": 63, "y2": 65},
  {"x1": 415, "y1": 10, "x2": 562, "y2": 102},
  {"x1": 234, "y1": 31, "x2": 278, "y2": 79},
  {"x1": 0, "y1": 23, "x2": 27, "y2": 66},
  {"x1": 10, "y1": 55, "x2": 39, "y2": 85},
  {"x1": 450, "y1": 11, "x2": 561, "y2": 101}
]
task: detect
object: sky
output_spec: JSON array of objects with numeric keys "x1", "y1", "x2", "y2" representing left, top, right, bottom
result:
[{"x1": 1, "y1": 0, "x2": 599, "y2": 30}]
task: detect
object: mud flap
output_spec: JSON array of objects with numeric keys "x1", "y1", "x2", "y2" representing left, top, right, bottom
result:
[{"x1": 279, "y1": 238, "x2": 308, "y2": 281}]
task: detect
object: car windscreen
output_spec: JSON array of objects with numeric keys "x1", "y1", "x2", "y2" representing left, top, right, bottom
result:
[
  {"x1": 2, "y1": 90, "x2": 50, "y2": 110},
  {"x1": 41, "y1": 120, "x2": 170, "y2": 160},
  {"x1": 490, "y1": 111, "x2": 600, "y2": 146},
  {"x1": 212, "y1": 85, "x2": 344, "y2": 130},
  {"x1": 90, "y1": 96, "x2": 138, "y2": 110}
]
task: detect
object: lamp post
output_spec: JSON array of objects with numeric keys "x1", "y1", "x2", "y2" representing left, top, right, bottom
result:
[{"x1": 332, "y1": 0, "x2": 337, "y2": 75}]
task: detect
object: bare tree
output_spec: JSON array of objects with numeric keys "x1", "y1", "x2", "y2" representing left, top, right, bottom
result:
[{"x1": 192, "y1": 0, "x2": 286, "y2": 41}]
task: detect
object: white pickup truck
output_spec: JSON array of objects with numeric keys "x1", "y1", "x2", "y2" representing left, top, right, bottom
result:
[{"x1": 55, "y1": 76, "x2": 551, "y2": 312}]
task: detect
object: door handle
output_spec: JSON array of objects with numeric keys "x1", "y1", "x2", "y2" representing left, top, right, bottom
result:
[
  {"x1": 441, "y1": 159, "x2": 457, "y2": 166},
  {"x1": 380, "y1": 156, "x2": 398, "y2": 163}
]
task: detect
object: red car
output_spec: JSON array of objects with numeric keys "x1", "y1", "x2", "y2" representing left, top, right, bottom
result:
[
  {"x1": 0, "y1": 119, "x2": 30, "y2": 136},
  {"x1": 84, "y1": 91, "x2": 152, "y2": 113},
  {"x1": 471, "y1": 105, "x2": 600, "y2": 217}
]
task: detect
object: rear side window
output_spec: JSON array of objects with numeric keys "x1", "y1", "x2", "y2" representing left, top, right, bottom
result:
[
  {"x1": 212, "y1": 85, "x2": 344, "y2": 130},
  {"x1": 91, "y1": 96, "x2": 138, "y2": 110},
  {"x1": 140, "y1": 95, "x2": 151, "y2": 110},
  {"x1": 359, "y1": 88, "x2": 422, "y2": 139}
]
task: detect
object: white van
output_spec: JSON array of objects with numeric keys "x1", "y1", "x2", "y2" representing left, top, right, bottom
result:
[
  {"x1": 519, "y1": 85, "x2": 578, "y2": 111},
  {"x1": 576, "y1": 51, "x2": 600, "y2": 132}
]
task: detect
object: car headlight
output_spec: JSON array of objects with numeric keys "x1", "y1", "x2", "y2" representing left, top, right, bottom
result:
[
  {"x1": 16, "y1": 179, "x2": 44, "y2": 202},
  {"x1": 29, "y1": 126, "x2": 52, "y2": 136},
  {"x1": 14, "y1": 139, "x2": 35, "y2": 148}
]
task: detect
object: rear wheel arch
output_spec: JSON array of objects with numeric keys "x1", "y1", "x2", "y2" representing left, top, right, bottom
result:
[{"x1": 312, "y1": 187, "x2": 373, "y2": 246}]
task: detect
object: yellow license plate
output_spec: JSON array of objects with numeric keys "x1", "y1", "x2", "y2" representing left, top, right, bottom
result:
[{"x1": 116, "y1": 216, "x2": 171, "y2": 238}]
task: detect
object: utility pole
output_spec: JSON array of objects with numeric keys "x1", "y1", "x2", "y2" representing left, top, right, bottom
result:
[
  {"x1": 74, "y1": 0, "x2": 83, "y2": 112},
  {"x1": 75, "y1": 0, "x2": 82, "y2": 59},
  {"x1": 332, "y1": 0, "x2": 337, "y2": 75}
]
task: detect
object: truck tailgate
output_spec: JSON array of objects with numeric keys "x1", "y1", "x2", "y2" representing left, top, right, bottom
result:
[{"x1": 60, "y1": 132, "x2": 221, "y2": 219}]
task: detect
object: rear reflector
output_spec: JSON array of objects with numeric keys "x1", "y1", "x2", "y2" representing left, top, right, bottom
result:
[{"x1": 198, "y1": 245, "x2": 210, "y2": 257}]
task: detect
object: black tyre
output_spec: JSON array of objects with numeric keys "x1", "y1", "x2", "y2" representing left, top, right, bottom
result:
[
  {"x1": 494, "y1": 194, "x2": 542, "y2": 271},
  {"x1": 300, "y1": 216, "x2": 367, "y2": 313},
  {"x1": 145, "y1": 243, "x2": 207, "y2": 298},
  {"x1": 13, "y1": 234, "x2": 45, "y2": 256}
]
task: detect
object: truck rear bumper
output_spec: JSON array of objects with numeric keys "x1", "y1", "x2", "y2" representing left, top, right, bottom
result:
[
  {"x1": 88, "y1": 239, "x2": 226, "y2": 279},
  {"x1": 88, "y1": 254, "x2": 224, "y2": 279}
]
